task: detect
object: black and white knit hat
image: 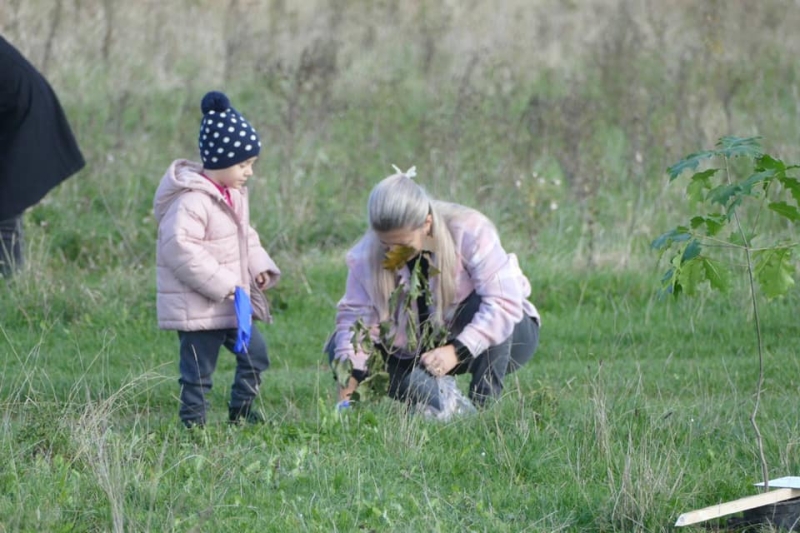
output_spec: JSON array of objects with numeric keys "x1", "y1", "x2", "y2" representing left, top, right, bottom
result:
[{"x1": 198, "y1": 91, "x2": 261, "y2": 169}]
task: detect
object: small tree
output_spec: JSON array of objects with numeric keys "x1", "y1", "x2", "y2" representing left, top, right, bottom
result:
[
  {"x1": 652, "y1": 136, "x2": 800, "y2": 491},
  {"x1": 333, "y1": 245, "x2": 448, "y2": 402}
]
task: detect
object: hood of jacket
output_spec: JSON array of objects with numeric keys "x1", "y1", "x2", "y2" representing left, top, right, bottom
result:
[{"x1": 153, "y1": 159, "x2": 222, "y2": 224}]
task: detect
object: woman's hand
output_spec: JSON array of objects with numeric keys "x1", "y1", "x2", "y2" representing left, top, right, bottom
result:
[
  {"x1": 255, "y1": 272, "x2": 268, "y2": 289},
  {"x1": 420, "y1": 345, "x2": 459, "y2": 377}
]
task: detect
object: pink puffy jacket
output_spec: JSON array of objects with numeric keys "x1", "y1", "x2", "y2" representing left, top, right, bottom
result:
[{"x1": 153, "y1": 159, "x2": 280, "y2": 331}]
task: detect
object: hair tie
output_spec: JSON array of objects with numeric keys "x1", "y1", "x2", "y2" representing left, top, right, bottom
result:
[{"x1": 391, "y1": 164, "x2": 417, "y2": 179}]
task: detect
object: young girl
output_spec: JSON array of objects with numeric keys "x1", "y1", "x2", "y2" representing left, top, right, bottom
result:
[
  {"x1": 154, "y1": 91, "x2": 280, "y2": 428},
  {"x1": 327, "y1": 167, "x2": 540, "y2": 412}
]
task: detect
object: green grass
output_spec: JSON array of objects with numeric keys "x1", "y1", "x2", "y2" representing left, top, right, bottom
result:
[{"x1": 2, "y1": 254, "x2": 799, "y2": 532}]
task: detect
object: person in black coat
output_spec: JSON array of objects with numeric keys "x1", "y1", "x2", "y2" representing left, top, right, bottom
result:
[{"x1": 0, "y1": 35, "x2": 85, "y2": 277}]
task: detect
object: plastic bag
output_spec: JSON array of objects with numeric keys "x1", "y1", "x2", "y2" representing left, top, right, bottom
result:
[
  {"x1": 417, "y1": 376, "x2": 477, "y2": 421},
  {"x1": 233, "y1": 286, "x2": 252, "y2": 355}
]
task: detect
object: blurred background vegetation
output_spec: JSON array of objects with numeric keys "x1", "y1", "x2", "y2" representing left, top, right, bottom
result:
[{"x1": 4, "y1": 0, "x2": 799, "y2": 274}]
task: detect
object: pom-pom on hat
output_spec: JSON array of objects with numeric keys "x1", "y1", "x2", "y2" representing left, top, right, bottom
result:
[{"x1": 198, "y1": 91, "x2": 261, "y2": 169}]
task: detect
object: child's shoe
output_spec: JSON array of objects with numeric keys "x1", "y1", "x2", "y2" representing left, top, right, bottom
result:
[
  {"x1": 228, "y1": 404, "x2": 264, "y2": 425},
  {"x1": 183, "y1": 418, "x2": 205, "y2": 429}
]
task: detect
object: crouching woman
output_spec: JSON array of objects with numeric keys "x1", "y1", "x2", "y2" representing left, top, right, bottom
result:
[{"x1": 325, "y1": 166, "x2": 540, "y2": 413}]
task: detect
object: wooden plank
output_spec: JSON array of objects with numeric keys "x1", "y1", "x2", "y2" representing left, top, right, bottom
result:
[
  {"x1": 675, "y1": 488, "x2": 800, "y2": 527},
  {"x1": 755, "y1": 476, "x2": 800, "y2": 489}
]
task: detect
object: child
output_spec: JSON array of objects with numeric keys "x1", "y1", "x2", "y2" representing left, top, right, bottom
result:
[{"x1": 153, "y1": 91, "x2": 281, "y2": 428}]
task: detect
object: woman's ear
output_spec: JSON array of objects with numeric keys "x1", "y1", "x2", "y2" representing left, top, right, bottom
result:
[{"x1": 425, "y1": 213, "x2": 433, "y2": 236}]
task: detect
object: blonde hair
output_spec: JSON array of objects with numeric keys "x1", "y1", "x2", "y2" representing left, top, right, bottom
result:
[{"x1": 366, "y1": 173, "x2": 470, "y2": 324}]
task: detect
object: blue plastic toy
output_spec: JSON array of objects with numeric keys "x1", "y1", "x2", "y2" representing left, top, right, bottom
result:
[{"x1": 233, "y1": 286, "x2": 252, "y2": 355}]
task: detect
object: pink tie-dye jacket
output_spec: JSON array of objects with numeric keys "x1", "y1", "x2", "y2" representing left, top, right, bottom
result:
[{"x1": 332, "y1": 209, "x2": 540, "y2": 371}]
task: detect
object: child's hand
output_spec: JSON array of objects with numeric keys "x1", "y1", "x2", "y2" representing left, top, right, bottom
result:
[{"x1": 255, "y1": 272, "x2": 269, "y2": 289}]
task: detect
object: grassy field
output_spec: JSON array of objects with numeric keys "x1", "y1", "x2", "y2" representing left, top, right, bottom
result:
[
  {"x1": 2, "y1": 1, "x2": 800, "y2": 531},
  {"x1": 3, "y1": 261, "x2": 800, "y2": 532}
]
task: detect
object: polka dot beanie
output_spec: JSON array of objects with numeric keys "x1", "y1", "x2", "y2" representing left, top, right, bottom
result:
[{"x1": 198, "y1": 91, "x2": 261, "y2": 169}]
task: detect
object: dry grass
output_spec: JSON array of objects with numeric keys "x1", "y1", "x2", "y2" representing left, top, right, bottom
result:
[
  {"x1": 4, "y1": 0, "x2": 800, "y2": 266},
  {"x1": 4, "y1": 1, "x2": 799, "y2": 110}
]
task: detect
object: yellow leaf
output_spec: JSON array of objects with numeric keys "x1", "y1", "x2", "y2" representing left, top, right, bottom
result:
[{"x1": 381, "y1": 245, "x2": 418, "y2": 270}]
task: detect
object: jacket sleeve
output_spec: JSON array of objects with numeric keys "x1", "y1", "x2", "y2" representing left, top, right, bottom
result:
[
  {"x1": 247, "y1": 225, "x2": 281, "y2": 289},
  {"x1": 454, "y1": 219, "x2": 526, "y2": 357},
  {"x1": 332, "y1": 255, "x2": 379, "y2": 372},
  {"x1": 159, "y1": 199, "x2": 238, "y2": 302}
]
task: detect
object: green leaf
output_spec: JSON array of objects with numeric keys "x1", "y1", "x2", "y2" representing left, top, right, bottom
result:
[
  {"x1": 725, "y1": 197, "x2": 744, "y2": 219},
  {"x1": 708, "y1": 183, "x2": 741, "y2": 207},
  {"x1": 686, "y1": 181, "x2": 706, "y2": 203},
  {"x1": 663, "y1": 252, "x2": 689, "y2": 296},
  {"x1": 681, "y1": 239, "x2": 702, "y2": 262},
  {"x1": 658, "y1": 267, "x2": 677, "y2": 297},
  {"x1": 739, "y1": 171, "x2": 768, "y2": 196},
  {"x1": 686, "y1": 168, "x2": 719, "y2": 202},
  {"x1": 349, "y1": 318, "x2": 368, "y2": 353},
  {"x1": 661, "y1": 252, "x2": 731, "y2": 298},
  {"x1": 651, "y1": 227, "x2": 691, "y2": 250},
  {"x1": 706, "y1": 218, "x2": 725, "y2": 236},
  {"x1": 755, "y1": 153, "x2": 800, "y2": 179},
  {"x1": 756, "y1": 153, "x2": 786, "y2": 173},
  {"x1": 754, "y1": 248, "x2": 796, "y2": 298},
  {"x1": 728, "y1": 230, "x2": 756, "y2": 248},
  {"x1": 748, "y1": 169, "x2": 779, "y2": 194},
  {"x1": 378, "y1": 320, "x2": 392, "y2": 341},
  {"x1": 688, "y1": 215, "x2": 727, "y2": 236},
  {"x1": 691, "y1": 168, "x2": 720, "y2": 183},
  {"x1": 715, "y1": 136, "x2": 763, "y2": 159},
  {"x1": 365, "y1": 342, "x2": 388, "y2": 375},
  {"x1": 689, "y1": 216, "x2": 705, "y2": 229},
  {"x1": 332, "y1": 358, "x2": 353, "y2": 388},
  {"x1": 701, "y1": 257, "x2": 730, "y2": 291},
  {"x1": 666, "y1": 137, "x2": 762, "y2": 182},
  {"x1": 406, "y1": 270, "x2": 423, "y2": 300},
  {"x1": 768, "y1": 201, "x2": 800, "y2": 222},
  {"x1": 778, "y1": 175, "x2": 800, "y2": 205},
  {"x1": 354, "y1": 371, "x2": 390, "y2": 402},
  {"x1": 677, "y1": 257, "x2": 704, "y2": 296},
  {"x1": 705, "y1": 214, "x2": 727, "y2": 236},
  {"x1": 388, "y1": 286, "x2": 402, "y2": 318},
  {"x1": 405, "y1": 316, "x2": 419, "y2": 353},
  {"x1": 667, "y1": 150, "x2": 716, "y2": 181}
]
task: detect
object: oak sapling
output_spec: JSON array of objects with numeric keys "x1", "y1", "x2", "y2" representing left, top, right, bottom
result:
[
  {"x1": 333, "y1": 244, "x2": 449, "y2": 404},
  {"x1": 652, "y1": 135, "x2": 800, "y2": 490}
]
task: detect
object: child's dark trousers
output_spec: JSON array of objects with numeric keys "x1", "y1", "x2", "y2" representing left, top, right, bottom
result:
[{"x1": 177, "y1": 327, "x2": 269, "y2": 425}]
